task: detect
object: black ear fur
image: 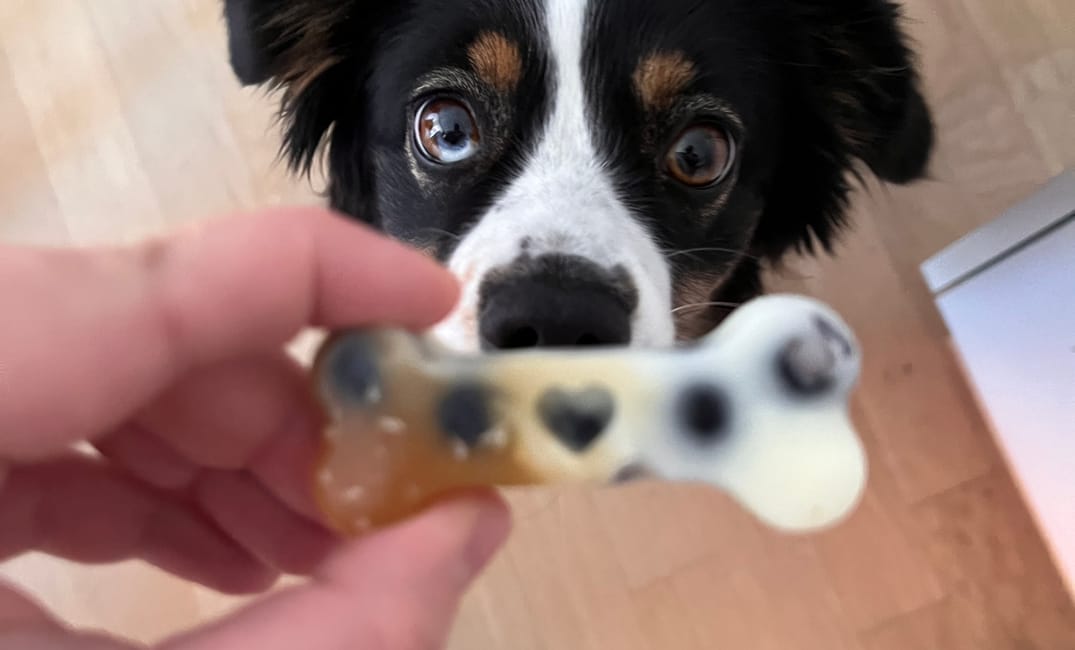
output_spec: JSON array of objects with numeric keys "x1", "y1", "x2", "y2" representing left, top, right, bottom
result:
[
  {"x1": 224, "y1": 0, "x2": 277, "y2": 85},
  {"x1": 223, "y1": 0, "x2": 401, "y2": 220},
  {"x1": 752, "y1": 0, "x2": 934, "y2": 259},
  {"x1": 224, "y1": 0, "x2": 353, "y2": 170},
  {"x1": 804, "y1": 0, "x2": 934, "y2": 185},
  {"x1": 224, "y1": 0, "x2": 353, "y2": 91}
]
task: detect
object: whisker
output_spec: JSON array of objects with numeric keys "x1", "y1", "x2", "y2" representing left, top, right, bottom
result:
[
  {"x1": 416, "y1": 227, "x2": 463, "y2": 242},
  {"x1": 666, "y1": 247, "x2": 760, "y2": 262},
  {"x1": 671, "y1": 301, "x2": 743, "y2": 315}
]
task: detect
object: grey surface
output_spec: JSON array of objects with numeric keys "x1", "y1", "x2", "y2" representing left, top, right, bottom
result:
[{"x1": 921, "y1": 168, "x2": 1075, "y2": 295}]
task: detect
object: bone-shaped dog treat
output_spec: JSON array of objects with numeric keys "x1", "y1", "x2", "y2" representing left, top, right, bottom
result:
[{"x1": 310, "y1": 294, "x2": 867, "y2": 536}]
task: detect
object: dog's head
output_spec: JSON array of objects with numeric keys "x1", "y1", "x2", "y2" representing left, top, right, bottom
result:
[{"x1": 225, "y1": 0, "x2": 933, "y2": 351}]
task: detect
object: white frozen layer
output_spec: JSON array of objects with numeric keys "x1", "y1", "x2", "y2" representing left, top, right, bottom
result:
[{"x1": 313, "y1": 294, "x2": 867, "y2": 536}]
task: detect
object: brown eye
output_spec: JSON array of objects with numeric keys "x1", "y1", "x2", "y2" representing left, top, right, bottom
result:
[
  {"x1": 665, "y1": 125, "x2": 734, "y2": 187},
  {"x1": 414, "y1": 98, "x2": 481, "y2": 164}
]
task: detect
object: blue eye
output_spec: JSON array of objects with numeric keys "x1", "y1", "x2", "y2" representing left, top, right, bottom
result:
[{"x1": 415, "y1": 98, "x2": 481, "y2": 164}]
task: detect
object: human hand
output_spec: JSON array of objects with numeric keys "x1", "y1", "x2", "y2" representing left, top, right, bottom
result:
[{"x1": 0, "y1": 207, "x2": 511, "y2": 649}]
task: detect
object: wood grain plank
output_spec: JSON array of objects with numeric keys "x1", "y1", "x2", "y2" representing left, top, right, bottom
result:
[
  {"x1": 861, "y1": 582, "x2": 1017, "y2": 650},
  {"x1": 631, "y1": 578, "x2": 711, "y2": 650},
  {"x1": 808, "y1": 403, "x2": 946, "y2": 631},
  {"x1": 896, "y1": 0, "x2": 1060, "y2": 261},
  {"x1": 670, "y1": 541, "x2": 863, "y2": 650},
  {"x1": 80, "y1": 0, "x2": 321, "y2": 223},
  {"x1": 459, "y1": 487, "x2": 650, "y2": 650},
  {"x1": 0, "y1": 42, "x2": 66, "y2": 244},
  {"x1": 862, "y1": 469, "x2": 1075, "y2": 649},
  {"x1": 589, "y1": 481, "x2": 772, "y2": 590},
  {"x1": 0, "y1": 0, "x2": 165, "y2": 244},
  {"x1": 79, "y1": 0, "x2": 255, "y2": 224},
  {"x1": 957, "y1": 0, "x2": 1075, "y2": 174}
]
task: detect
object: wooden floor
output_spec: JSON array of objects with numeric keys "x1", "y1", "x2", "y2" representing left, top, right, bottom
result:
[{"x1": 2, "y1": 1, "x2": 1073, "y2": 647}]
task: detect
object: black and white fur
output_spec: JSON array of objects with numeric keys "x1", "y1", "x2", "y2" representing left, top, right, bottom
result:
[{"x1": 224, "y1": 0, "x2": 934, "y2": 352}]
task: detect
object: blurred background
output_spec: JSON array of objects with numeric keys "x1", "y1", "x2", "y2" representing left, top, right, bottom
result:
[{"x1": 1, "y1": 1, "x2": 1073, "y2": 648}]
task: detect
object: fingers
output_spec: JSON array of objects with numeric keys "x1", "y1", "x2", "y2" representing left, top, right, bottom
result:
[
  {"x1": 0, "y1": 457, "x2": 275, "y2": 595},
  {"x1": 93, "y1": 427, "x2": 198, "y2": 492},
  {"x1": 91, "y1": 354, "x2": 341, "y2": 579},
  {"x1": 0, "y1": 207, "x2": 459, "y2": 462},
  {"x1": 161, "y1": 491, "x2": 512, "y2": 650},
  {"x1": 95, "y1": 353, "x2": 325, "y2": 522},
  {"x1": 194, "y1": 471, "x2": 335, "y2": 576},
  {"x1": 132, "y1": 354, "x2": 313, "y2": 472}
]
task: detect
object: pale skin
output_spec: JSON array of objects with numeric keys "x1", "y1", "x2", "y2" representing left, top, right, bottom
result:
[{"x1": 0, "y1": 207, "x2": 512, "y2": 649}]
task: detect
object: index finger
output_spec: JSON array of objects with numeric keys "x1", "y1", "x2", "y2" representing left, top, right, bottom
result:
[{"x1": 0, "y1": 207, "x2": 458, "y2": 461}]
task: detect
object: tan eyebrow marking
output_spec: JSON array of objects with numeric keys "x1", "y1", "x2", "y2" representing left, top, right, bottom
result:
[
  {"x1": 633, "y1": 51, "x2": 698, "y2": 112},
  {"x1": 467, "y1": 31, "x2": 523, "y2": 93}
]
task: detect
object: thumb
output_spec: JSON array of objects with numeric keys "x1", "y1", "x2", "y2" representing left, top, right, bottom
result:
[{"x1": 161, "y1": 490, "x2": 511, "y2": 650}]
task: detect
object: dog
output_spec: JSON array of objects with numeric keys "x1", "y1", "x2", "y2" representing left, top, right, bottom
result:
[{"x1": 223, "y1": 0, "x2": 933, "y2": 352}]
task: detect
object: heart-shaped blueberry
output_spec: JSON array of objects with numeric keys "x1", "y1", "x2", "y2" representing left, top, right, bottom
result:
[{"x1": 537, "y1": 386, "x2": 616, "y2": 451}]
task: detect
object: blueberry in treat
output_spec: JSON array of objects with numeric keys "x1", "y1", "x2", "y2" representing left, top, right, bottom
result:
[
  {"x1": 677, "y1": 383, "x2": 729, "y2": 443},
  {"x1": 612, "y1": 462, "x2": 653, "y2": 484},
  {"x1": 437, "y1": 382, "x2": 494, "y2": 448},
  {"x1": 327, "y1": 335, "x2": 383, "y2": 404},
  {"x1": 538, "y1": 387, "x2": 615, "y2": 452},
  {"x1": 778, "y1": 332, "x2": 838, "y2": 395},
  {"x1": 814, "y1": 314, "x2": 853, "y2": 358}
]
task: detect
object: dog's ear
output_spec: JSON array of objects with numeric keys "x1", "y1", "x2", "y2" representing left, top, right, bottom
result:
[
  {"x1": 223, "y1": 0, "x2": 401, "y2": 218},
  {"x1": 752, "y1": 0, "x2": 934, "y2": 259},
  {"x1": 797, "y1": 0, "x2": 935, "y2": 185},
  {"x1": 223, "y1": 0, "x2": 356, "y2": 174},
  {"x1": 224, "y1": 0, "x2": 351, "y2": 92}
]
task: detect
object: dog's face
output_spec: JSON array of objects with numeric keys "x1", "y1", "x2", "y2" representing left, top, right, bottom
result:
[{"x1": 225, "y1": 0, "x2": 933, "y2": 351}]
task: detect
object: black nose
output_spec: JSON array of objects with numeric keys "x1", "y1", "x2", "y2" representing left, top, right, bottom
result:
[{"x1": 478, "y1": 255, "x2": 636, "y2": 350}]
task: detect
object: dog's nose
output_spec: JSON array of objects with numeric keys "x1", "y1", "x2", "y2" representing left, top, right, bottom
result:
[
  {"x1": 478, "y1": 255, "x2": 635, "y2": 350},
  {"x1": 480, "y1": 282, "x2": 632, "y2": 349}
]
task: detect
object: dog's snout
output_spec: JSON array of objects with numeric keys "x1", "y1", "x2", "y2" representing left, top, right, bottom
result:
[
  {"x1": 478, "y1": 254, "x2": 637, "y2": 350},
  {"x1": 480, "y1": 283, "x2": 631, "y2": 349}
]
